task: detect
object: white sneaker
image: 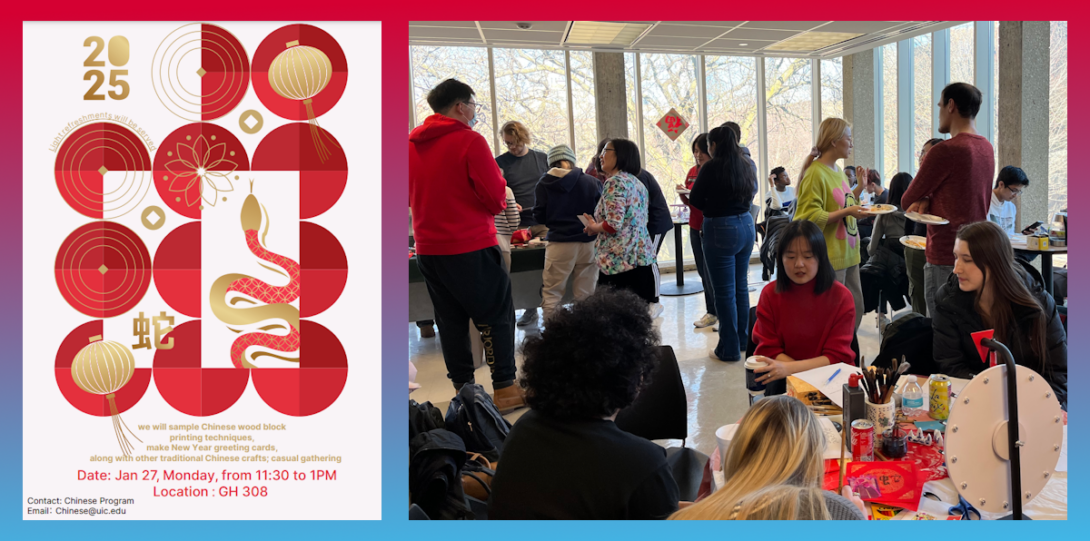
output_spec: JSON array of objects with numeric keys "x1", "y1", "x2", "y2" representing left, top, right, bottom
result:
[
  {"x1": 517, "y1": 309, "x2": 538, "y2": 326},
  {"x1": 694, "y1": 313, "x2": 718, "y2": 328},
  {"x1": 649, "y1": 303, "x2": 664, "y2": 320}
]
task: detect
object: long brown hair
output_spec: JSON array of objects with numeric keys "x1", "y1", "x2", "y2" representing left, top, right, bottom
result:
[{"x1": 957, "y1": 222, "x2": 1048, "y2": 370}]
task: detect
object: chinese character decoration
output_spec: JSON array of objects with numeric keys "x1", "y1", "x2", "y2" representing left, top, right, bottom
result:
[
  {"x1": 656, "y1": 108, "x2": 690, "y2": 141},
  {"x1": 132, "y1": 311, "x2": 175, "y2": 350}
]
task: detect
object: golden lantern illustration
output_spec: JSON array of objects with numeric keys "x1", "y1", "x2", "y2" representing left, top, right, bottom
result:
[
  {"x1": 71, "y1": 335, "x2": 143, "y2": 456},
  {"x1": 268, "y1": 40, "x2": 340, "y2": 163}
]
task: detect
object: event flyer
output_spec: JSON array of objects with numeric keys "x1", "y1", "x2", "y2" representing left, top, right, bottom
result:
[{"x1": 22, "y1": 21, "x2": 381, "y2": 519}]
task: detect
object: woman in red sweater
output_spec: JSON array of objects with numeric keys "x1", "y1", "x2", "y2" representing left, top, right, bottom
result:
[{"x1": 752, "y1": 220, "x2": 856, "y2": 394}]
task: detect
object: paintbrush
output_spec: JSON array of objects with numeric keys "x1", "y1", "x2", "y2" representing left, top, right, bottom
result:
[{"x1": 839, "y1": 415, "x2": 848, "y2": 492}]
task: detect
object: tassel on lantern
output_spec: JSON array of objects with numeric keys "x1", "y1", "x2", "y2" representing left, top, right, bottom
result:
[{"x1": 72, "y1": 335, "x2": 143, "y2": 457}]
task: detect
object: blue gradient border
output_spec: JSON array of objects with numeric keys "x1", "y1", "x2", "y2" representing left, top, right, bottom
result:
[{"x1": 0, "y1": 2, "x2": 1083, "y2": 539}]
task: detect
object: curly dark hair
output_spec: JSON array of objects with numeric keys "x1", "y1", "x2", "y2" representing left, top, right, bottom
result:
[{"x1": 518, "y1": 287, "x2": 660, "y2": 420}]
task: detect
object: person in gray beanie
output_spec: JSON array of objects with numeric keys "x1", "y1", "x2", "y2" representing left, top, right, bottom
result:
[{"x1": 533, "y1": 144, "x2": 603, "y2": 321}]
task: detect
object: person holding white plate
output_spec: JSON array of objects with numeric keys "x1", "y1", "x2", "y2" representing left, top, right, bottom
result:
[{"x1": 794, "y1": 118, "x2": 872, "y2": 330}]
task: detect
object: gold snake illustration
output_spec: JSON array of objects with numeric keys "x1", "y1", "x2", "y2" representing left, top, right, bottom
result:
[{"x1": 210, "y1": 192, "x2": 300, "y2": 368}]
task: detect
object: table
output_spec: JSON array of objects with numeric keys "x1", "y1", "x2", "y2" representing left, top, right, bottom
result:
[
  {"x1": 1011, "y1": 241, "x2": 1066, "y2": 298},
  {"x1": 409, "y1": 243, "x2": 575, "y2": 322},
  {"x1": 705, "y1": 374, "x2": 1067, "y2": 519},
  {"x1": 660, "y1": 221, "x2": 704, "y2": 297}
]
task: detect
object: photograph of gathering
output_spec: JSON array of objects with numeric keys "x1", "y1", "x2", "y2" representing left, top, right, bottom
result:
[{"x1": 406, "y1": 21, "x2": 1068, "y2": 521}]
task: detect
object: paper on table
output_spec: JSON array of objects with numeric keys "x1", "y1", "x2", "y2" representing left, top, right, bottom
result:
[
  {"x1": 794, "y1": 364, "x2": 862, "y2": 408},
  {"x1": 818, "y1": 416, "x2": 843, "y2": 459}
]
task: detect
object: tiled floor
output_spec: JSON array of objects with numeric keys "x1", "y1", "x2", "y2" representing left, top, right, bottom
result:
[{"x1": 408, "y1": 264, "x2": 905, "y2": 458}]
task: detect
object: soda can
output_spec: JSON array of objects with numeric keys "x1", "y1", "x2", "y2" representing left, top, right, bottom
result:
[
  {"x1": 851, "y1": 419, "x2": 875, "y2": 462},
  {"x1": 929, "y1": 374, "x2": 951, "y2": 421}
]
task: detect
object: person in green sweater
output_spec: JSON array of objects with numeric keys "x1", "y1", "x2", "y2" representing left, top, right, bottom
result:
[{"x1": 793, "y1": 118, "x2": 873, "y2": 330}]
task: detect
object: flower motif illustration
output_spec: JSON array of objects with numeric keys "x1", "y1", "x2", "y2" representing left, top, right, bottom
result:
[{"x1": 165, "y1": 135, "x2": 237, "y2": 207}]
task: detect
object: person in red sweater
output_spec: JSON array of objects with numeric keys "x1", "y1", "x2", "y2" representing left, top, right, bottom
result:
[
  {"x1": 901, "y1": 82, "x2": 995, "y2": 319},
  {"x1": 676, "y1": 133, "x2": 716, "y2": 328},
  {"x1": 751, "y1": 220, "x2": 856, "y2": 395},
  {"x1": 409, "y1": 78, "x2": 525, "y2": 412}
]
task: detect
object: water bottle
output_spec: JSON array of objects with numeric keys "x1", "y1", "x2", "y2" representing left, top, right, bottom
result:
[{"x1": 902, "y1": 378, "x2": 924, "y2": 417}]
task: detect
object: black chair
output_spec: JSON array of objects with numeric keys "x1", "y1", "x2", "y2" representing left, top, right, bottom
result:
[
  {"x1": 744, "y1": 306, "x2": 861, "y2": 396},
  {"x1": 409, "y1": 504, "x2": 430, "y2": 520},
  {"x1": 615, "y1": 345, "x2": 708, "y2": 501}
]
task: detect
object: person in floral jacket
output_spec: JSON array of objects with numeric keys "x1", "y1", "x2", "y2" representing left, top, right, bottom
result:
[{"x1": 581, "y1": 138, "x2": 657, "y2": 303}]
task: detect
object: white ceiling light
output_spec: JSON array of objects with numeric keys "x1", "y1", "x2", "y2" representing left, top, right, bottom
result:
[
  {"x1": 766, "y1": 31, "x2": 862, "y2": 52},
  {"x1": 565, "y1": 21, "x2": 653, "y2": 46}
]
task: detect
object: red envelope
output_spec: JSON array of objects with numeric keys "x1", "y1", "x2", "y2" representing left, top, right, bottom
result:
[
  {"x1": 971, "y1": 329, "x2": 995, "y2": 366},
  {"x1": 843, "y1": 461, "x2": 925, "y2": 511}
]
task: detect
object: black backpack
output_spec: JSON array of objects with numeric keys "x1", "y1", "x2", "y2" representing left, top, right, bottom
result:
[
  {"x1": 410, "y1": 399, "x2": 446, "y2": 441},
  {"x1": 444, "y1": 384, "x2": 512, "y2": 463},
  {"x1": 873, "y1": 312, "x2": 939, "y2": 376},
  {"x1": 409, "y1": 428, "x2": 473, "y2": 520}
]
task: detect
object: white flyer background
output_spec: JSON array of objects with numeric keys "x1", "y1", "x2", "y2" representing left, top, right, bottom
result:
[{"x1": 22, "y1": 21, "x2": 381, "y2": 520}]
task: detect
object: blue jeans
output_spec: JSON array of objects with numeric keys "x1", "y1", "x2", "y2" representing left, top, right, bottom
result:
[
  {"x1": 702, "y1": 213, "x2": 755, "y2": 361},
  {"x1": 690, "y1": 228, "x2": 715, "y2": 316}
]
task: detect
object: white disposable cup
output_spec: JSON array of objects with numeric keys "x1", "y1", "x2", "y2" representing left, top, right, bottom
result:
[{"x1": 715, "y1": 424, "x2": 740, "y2": 467}]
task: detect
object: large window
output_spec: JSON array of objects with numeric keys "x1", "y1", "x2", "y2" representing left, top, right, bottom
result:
[
  {"x1": 913, "y1": 34, "x2": 932, "y2": 172},
  {"x1": 492, "y1": 48, "x2": 570, "y2": 154},
  {"x1": 410, "y1": 46, "x2": 494, "y2": 154},
  {"x1": 640, "y1": 53, "x2": 701, "y2": 262},
  {"x1": 569, "y1": 51, "x2": 598, "y2": 169},
  {"x1": 820, "y1": 57, "x2": 844, "y2": 121},
  {"x1": 625, "y1": 52, "x2": 639, "y2": 144},
  {"x1": 950, "y1": 23, "x2": 974, "y2": 84},
  {"x1": 1049, "y1": 21, "x2": 1068, "y2": 220},
  {"x1": 882, "y1": 44, "x2": 898, "y2": 181},
  {"x1": 764, "y1": 57, "x2": 812, "y2": 189}
]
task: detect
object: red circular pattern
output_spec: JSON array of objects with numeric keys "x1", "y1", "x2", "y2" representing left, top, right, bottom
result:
[
  {"x1": 55, "y1": 222, "x2": 151, "y2": 318},
  {"x1": 252, "y1": 123, "x2": 347, "y2": 219},
  {"x1": 251, "y1": 24, "x2": 347, "y2": 121},
  {"x1": 153, "y1": 123, "x2": 250, "y2": 219},
  {"x1": 54, "y1": 122, "x2": 151, "y2": 219},
  {"x1": 252, "y1": 320, "x2": 348, "y2": 417},
  {"x1": 55, "y1": 320, "x2": 151, "y2": 417},
  {"x1": 153, "y1": 221, "x2": 201, "y2": 318},
  {"x1": 300, "y1": 222, "x2": 347, "y2": 317},
  {"x1": 153, "y1": 320, "x2": 250, "y2": 417}
]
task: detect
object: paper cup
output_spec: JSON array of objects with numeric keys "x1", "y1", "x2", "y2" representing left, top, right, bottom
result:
[
  {"x1": 744, "y1": 357, "x2": 768, "y2": 393},
  {"x1": 865, "y1": 397, "x2": 896, "y2": 436},
  {"x1": 715, "y1": 424, "x2": 740, "y2": 467}
]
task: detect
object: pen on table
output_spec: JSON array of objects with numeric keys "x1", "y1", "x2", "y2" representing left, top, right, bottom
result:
[{"x1": 824, "y1": 367, "x2": 842, "y2": 386}]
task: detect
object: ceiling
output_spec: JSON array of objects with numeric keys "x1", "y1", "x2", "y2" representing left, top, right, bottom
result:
[{"x1": 409, "y1": 21, "x2": 969, "y2": 58}]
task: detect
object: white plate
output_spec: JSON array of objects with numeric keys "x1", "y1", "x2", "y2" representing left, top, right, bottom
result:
[
  {"x1": 676, "y1": 188, "x2": 691, "y2": 195},
  {"x1": 577, "y1": 215, "x2": 591, "y2": 227},
  {"x1": 899, "y1": 235, "x2": 927, "y2": 250},
  {"x1": 862, "y1": 204, "x2": 897, "y2": 215},
  {"x1": 905, "y1": 212, "x2": 949, "y2": 225}
]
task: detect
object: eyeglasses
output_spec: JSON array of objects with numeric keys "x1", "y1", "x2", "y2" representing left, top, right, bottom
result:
[
  {"x1": 601, "y1": 148, "x2": 616, "y2": 154},
  {"x1": 463, "y1": 101, "x2": 482, "y2": 114},
  {"x1": 503, "y1": 140, "x2": 520, "y2": 147},
  {"x1": 1009, "y1": 186, "x2": 1023, "y2": 195}
]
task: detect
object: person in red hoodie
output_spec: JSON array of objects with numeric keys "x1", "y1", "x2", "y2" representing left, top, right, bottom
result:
[
  {"x1": 409, "y1": 78, "x2": 525, "y2": 412},
  {"x1": 751, "y1": 220, "x2": 856, "y2": 396},
  {"x1": 901, "y1": 82, "x2": 995, "y2": 319}
]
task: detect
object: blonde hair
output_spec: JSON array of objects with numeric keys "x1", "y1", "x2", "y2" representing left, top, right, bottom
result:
[
  {"x1": 670, "y1": 396, "x2": 829, "y2": 520},
  {"x1": 501, "y1": 121, "x2": 531, "y2": 146},
  {"x1": 814, "y1": 118, "x2": 851, "y2": 154}
]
